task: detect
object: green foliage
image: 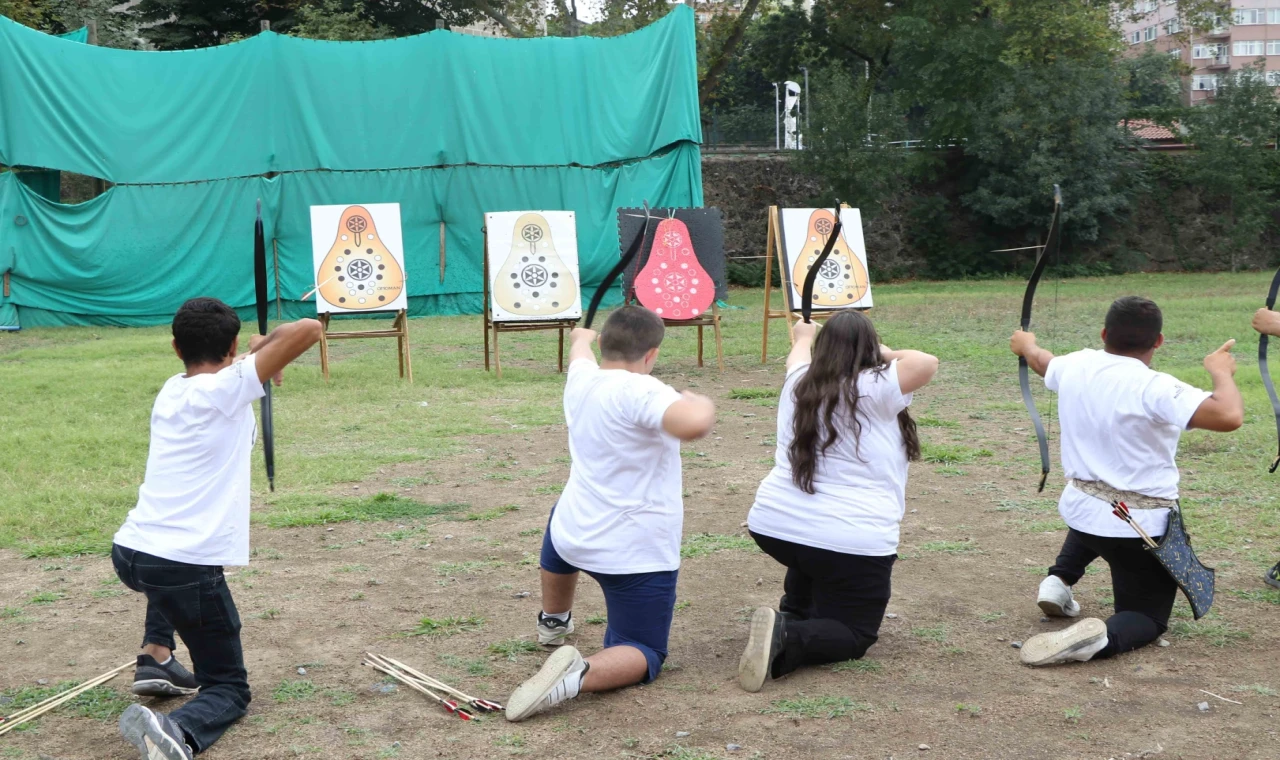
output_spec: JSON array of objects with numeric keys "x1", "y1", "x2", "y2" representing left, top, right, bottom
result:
[
  {"x1": 680, "y1": 533, "x2": 760, "y2": 559},
  {"x1": 408, "y1": 615, "x2": 485, "y2": 637},
  {"x1": 763, "y1": 695, "x2": 871, "y2": 719},
  {"x1": 272, "y1": 679, "x2": 317, "y2": 702},
  {"x1": 291, "y1": 0, "x2": 391, "y2": 40}
]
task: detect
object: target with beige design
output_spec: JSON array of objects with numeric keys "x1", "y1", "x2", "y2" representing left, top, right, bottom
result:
[
  {"x1": 309, "y1": 203, "x2": 408, "y2": 314},
  {"x1": 485, "y1": 211, "x2": 582, "y2": 322},
  {"x1": 779, "y1": 207, "x2": 873, "y2": 312}
]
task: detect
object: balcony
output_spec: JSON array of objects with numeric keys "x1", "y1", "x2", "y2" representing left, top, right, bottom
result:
[
  {"x1": 1205, "y1": 27, "x2": 1230, "y2": 38},
  {"x1": 1207, "y1": 54, "x2": 1231, "y2": 69}
]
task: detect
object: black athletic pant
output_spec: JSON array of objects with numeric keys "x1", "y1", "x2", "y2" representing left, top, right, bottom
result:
[
  {"x1": 750, "y1": 532, "x2": 895, "y2": 677},
  {"x1": 1048, "y1": 529, "x2": 1099, "y2": 586},
  {"x1": 1051, "y1": 529, "x2": 1178, "y2": 659},
  {"x1": 112, "y1": 545, "x2": 251, "y2": 754}
]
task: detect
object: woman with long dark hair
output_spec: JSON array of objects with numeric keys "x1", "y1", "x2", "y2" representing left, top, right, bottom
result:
[{"x1": 738, "y1": 311, "x2": 938, "y2": 692}]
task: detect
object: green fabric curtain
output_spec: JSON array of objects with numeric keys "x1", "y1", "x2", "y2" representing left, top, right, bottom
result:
[
  {"x1": 0, "y1": 8, "x2": 703, "y2": 328},
  {"x1": 56, "y1": 26, "x2": 87, "y2": 43}
]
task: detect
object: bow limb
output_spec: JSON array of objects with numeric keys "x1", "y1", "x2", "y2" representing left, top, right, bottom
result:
[
  {"x1": 1018, "y1": 185, "x2": 1062, "y2": 493},
  {"x1": 253, "y1": 199, "x2": 276, "y2": 492},
  {"x1": 586, "y1": 202, "x2": 651, "y2": 329},
  {"x1": 799, "y1": 201, "x2": 844, "y2": 324},
  {"x1": 1260, "y1": 266, "x2": 1280, "y2": 473}
]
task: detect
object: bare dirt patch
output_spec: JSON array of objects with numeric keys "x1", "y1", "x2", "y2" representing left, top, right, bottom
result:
[{"x1": 4, "y1": 363, "x2": 1279, "y2": 760}]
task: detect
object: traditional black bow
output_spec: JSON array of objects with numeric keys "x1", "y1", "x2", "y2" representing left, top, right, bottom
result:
[
  {"x1": 1018, "y1": 185, "x2": 1063, "y2": 493},
  {"x1": 1259, "y1": 266, "x2": 1280, "y2": 472},
  {"x1": 253, "y1": 199, "x2": 276, "y2": 491},
  {"x1": 584, "y1": 202, "x2": 652, "y2": 329},
  {"x1": 799, "y1": 202, "x2": 844, "y2": 324}
]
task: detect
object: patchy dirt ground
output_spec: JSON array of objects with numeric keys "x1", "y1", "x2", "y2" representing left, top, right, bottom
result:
[{"x1": 4, "y1": 361, "x2": 1280, "y2": 760}]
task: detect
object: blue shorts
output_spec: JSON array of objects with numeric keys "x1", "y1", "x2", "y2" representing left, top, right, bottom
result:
[{"x1": 541, "y1": 519, "x2": 678, "y2": 684}]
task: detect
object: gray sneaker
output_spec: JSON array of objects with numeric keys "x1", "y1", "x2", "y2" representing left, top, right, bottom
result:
[
  {"x1": 119, "y1": 704, "x2": 194, "y2": 760},
  {"x1": 537, "y1": 612, "x2": 574, "y2": 646},
  {"x1": 133, "y1": 655, "x2": 200, "y2": 697}
]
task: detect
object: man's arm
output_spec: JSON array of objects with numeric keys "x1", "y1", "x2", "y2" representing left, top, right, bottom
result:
[
  {"x1": 786, "y1": 321, "x2": 816, "y2": 371},
  {"x1": 662, "y1": 391, "x2": 716, "y2": 441},
  {"x1": 1010, "y1": 329, "x2": 1054, "y2": 378},
  {"x1": 248, "y1": 318, "x2": 324, "y2": 385},
  {"x1": 1253, "y1": 308, "x2": 1280, "y2": 338},
  {"x1": 568, "y1": 327, "x2": 597, "y2": 365},
  {"x1": 1188, "y1": 340, "x2": 1244, "y2": 432}
]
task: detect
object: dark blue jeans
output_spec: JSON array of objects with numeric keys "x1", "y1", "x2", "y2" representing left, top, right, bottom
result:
[
  {"x1": 540, "y1": 520, "x2": 677, "y2": 683},
  {"x1": 112, "y1": 545, "x2": 251, "y2": 754}
]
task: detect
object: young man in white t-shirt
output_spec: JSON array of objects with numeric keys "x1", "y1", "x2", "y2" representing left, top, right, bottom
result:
[
  {"x1": 112, "y1": 298, "x2": 322, "y2": 759},
  {"x1": 505, "y1": 306, "x2": 716, "y2": 721},
  {"x1": 1011, "y1": 296, "x2": 1242, "y2": 666}
]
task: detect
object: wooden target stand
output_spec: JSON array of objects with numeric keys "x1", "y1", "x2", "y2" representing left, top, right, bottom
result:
[
  {"x1": 318, "y1": 309, "x2": 413, "y2": 383},
  {"x1": 760, "y1": 203, "x2": 869, "y2": 363},
  {"x1": 623, "y1": 291, "x2": 726, "y2": 372},
  {"x1": 481, "y1": 227, "x2": 578, "y2": 379}
]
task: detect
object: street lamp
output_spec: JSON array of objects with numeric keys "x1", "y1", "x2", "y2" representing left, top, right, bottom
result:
[{"x1": 798, "y1": 66, "x2": 809, "y2": 149}]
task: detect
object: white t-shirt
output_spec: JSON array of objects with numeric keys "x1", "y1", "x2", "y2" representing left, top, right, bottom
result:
[
  {"x1": 114, "y1": 354, "x2": 266, "y2": 567},
  {"x1": 1046, "y1": 349, "x2": 1211, "y2": 539},
  {"x1": 749, "y1": 361, "x2": 913, "y2": 557},
  {"x1": 549, "y1": 358, "x2": 684, "y2": 574}
]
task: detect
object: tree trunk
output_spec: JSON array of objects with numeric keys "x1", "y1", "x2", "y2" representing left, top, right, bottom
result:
[{"x1": 473, "y1": 0, "x2": 527, "y2": 37}]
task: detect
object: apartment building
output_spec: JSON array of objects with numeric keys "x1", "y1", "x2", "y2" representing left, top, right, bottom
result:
[{"x1": 1120, "y1": 0, "x2": 1280, "y2": 104}]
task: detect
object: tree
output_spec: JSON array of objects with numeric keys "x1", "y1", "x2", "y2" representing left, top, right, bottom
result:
[
  {"x1": 1182, "y1": 65, "x2": 1280, "y2": 270},
  {"x1": 290, "y1": 0, "x2": 390, "y2": 40},
  {"x1": 40, "y1": 0, "x2": 141, "y2": 48}
]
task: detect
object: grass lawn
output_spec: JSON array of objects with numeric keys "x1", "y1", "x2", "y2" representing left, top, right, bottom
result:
[{"x1": 2, "y1": 272, "x2": 1277, "y2": 559}]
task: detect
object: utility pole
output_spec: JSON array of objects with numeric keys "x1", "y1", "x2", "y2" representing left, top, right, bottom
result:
[
  {"x1": 260, "y1": 20, "x2": 270, "y2": 33},
  {"x1": 773, "y1": 82, "x2": 780, "y2": 150},
  {"x1": 799, "y1": 66, "x2": 809, "y2": 149}
]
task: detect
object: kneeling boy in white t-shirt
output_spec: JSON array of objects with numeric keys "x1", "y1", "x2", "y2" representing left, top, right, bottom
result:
[
  {"x1": 505, "y1": 306, "x2": 716, "y2": 721},
  {"x1": 112, "y1": 298, "x2": 322, "y2": 759},
  {"x1": 1011, "y1": 296, "x2": 1241, "y2": 666}
]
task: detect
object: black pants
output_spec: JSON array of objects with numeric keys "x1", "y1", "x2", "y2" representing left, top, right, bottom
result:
[
  {"x1": 1049, "y1": 529, "x2": 1177, "y2": 659},
  {"x1": 112, "y1": 545, "x2": 251, "y2": 754},
  {"x1": 750, "y1": 532, "x2": 895, "y2": 677}
]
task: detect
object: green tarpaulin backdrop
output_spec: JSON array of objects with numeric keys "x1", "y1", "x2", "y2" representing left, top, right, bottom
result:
[{"x1": 0, "y1": 9, "x2": 702, "y2": 328}]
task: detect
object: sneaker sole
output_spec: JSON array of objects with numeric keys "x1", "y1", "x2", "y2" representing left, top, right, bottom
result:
[
  {"x1": 738, "y1": 607, "x2": 776, "y2": 693},
  {"x1": 1037, "y1": 598, "x2": 1080, "y2": 618},
  {"x1": 1020, "y1": 618, "x2": 1107, "y2": 667},
  {"x1": 133, "y1": 680, "x2": 199, "y2": 698},
  {"x1": 118, "y1": 704, "x2": 188, "y2": 760},
  {"x1": 505, "y1": 645, "x2": 581, "y2": 722}
]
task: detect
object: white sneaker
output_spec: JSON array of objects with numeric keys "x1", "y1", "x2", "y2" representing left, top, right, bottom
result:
[
  {"x1": 1038, "y1": 575, "x2": 1081, "y2": 618},
  {"x1": 1020, "y1": 618, "x2": 1108, "y2": 667},
  {"x1": 505, "y1": 645, "x2": 588, "y2": 722},
  {"x1": 537, "y1": 612, "x2": 574, "y2": 646}
]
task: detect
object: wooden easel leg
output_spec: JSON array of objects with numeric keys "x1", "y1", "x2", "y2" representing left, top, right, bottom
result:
[
  {"x1": 715, "y1": 315, "x2": 725, "y2": 372},
  {"x1": 697, "y1": 324, "x2": 704, "y2": 368},
  {"x1": 762, "y1": 207, "x2": 776, "y2": 364},
  {"x1": 493, "y1": 324, "x2": 502, "y2": 379},
  {"x1": 397, "y1": 313, "x2": 406, "y2": 379},
  {"x1": 484, "y1": 317, "x2": 491, "y2": 371},
  {"x1": 319, "y1": 314, "x2": 331, "y2": 382},
  {"x1": 558, "y1": 328, "x2": 565, "y2": 373},
  {"x1": 402, "y1": 312, "x2": 413, "y2": 384}
]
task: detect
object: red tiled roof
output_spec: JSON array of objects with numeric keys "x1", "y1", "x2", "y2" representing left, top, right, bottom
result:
[{"x1": 1124, "y1": 119, "x2": 1178, "y2": 140}]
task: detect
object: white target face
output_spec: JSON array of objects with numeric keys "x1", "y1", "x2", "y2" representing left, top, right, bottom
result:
[{"x1": 485, "y1": 211, "x2": 583, "y2": 322}]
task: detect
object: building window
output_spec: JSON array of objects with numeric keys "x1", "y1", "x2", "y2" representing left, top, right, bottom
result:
[
  {"x1": 1234, "y1": 9, "x2": 1262, "y2": 25},
  {"x1": 1144, "y1": 25, "x2": 1158, "y2": 42},
  {"x1": 1131, "y1": 30, "x2": 1141, "y2": 45},
  {"x1": 1235, "y1": 41, "x2": 1264, "y2": 57},
  {"x1": 1192, "y1": 75, "x2": 1219, "y2": 91},
  {"x1": 1192, "y1": 44, "x2": 1224, "y2": 59},
  {"x1": 1162, "y1": 18, "x2": 1182, "y2": 35},
  {"x1": 1270, "y1": 10, "x2": 1280, "y2": 24},
  {"x1": 1168, "y1": 48, "x2": 1183, "y2": 58},
  {"x1": 1268, "y1": 41, "x2": 1280, "y2": 56}
]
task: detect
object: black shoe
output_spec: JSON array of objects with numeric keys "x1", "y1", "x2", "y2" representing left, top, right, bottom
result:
[
  {"x1": 738, "y1": 607, "x2": 787, "y2": 693},
  {"x1": 119, "y1": 704, "x2": 194, "y2": 760},
  {"x1": 133, "y1": 654, "x2": 200, "y2": 697},
  {"x1": 1266, "y1": 562, "x2": 1280, "y2": 590}
]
